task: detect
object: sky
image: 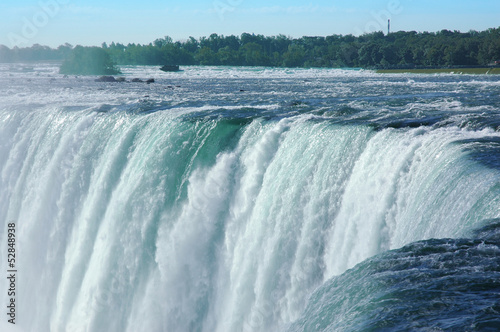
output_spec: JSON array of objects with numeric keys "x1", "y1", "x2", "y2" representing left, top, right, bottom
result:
[{"x1": 1, "y1": 0, "x2": 499, "y2": 48}]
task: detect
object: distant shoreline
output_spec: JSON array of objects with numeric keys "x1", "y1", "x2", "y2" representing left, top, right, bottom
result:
[
  {"x1": 377, "y1": 67, "x2": 500, "y2": 75},
  {"x1": 2, "y1": 28, "x2": 500, "y2": 71}
]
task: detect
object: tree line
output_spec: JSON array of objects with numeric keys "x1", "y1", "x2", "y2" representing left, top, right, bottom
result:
[{"x1": 1, "y1": 28, "x2": 500, "y2": 69}]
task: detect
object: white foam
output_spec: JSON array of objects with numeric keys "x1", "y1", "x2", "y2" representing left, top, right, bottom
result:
[{"x1": 2, "y1": 66, "x2": 500, "y2": 332}]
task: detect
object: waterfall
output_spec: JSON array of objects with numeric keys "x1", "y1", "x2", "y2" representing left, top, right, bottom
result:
[{"x1": 1, "y1": 107, "x2": 499, "y2": 331}]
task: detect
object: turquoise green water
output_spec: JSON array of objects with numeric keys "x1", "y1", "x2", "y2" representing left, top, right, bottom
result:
[{"x1": 1, "y1": 65, "x2": 499, "y2": 331}]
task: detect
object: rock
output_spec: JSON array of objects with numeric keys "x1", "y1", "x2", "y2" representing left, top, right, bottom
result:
[
  {"x1": 146, "y1": 78, "x2": 155, "y2": 84},
  {"x1": 95, "y1": 76, "x2": 116, "y2": 82},
  {"x1": 160, "y1": 65, "x2": 180, "y2": 72},
  {"x1": 116, "y1": 77, "x2": 127, "y2": 82},
  {"x1": 131, "y1": 78, "x2": 143, "y2": 83}
]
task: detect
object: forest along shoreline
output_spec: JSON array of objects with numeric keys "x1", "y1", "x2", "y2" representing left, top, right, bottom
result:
[{"x1": 1, "y1": 28, "x2": 500, "y2": 72}]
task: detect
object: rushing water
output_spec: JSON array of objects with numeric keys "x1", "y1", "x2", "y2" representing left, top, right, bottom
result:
[{"x1": 0, "y1": 64, "x2": 499, "y2": 332}]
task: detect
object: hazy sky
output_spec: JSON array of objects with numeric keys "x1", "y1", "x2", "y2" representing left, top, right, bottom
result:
[{"x1": 1, "y1": 0, "x2": 499, "y2": 48}]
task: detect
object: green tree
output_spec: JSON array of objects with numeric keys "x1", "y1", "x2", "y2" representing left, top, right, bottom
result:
[
  {"x1": 195, "y1": 47, "x2": 218, "y2": 65},
  {"x1": 282, "y1": 44, "x2": 306, "y2": 67},
  {"x1": 240, "y1": 42, "x2": 269, "y2": 66},
  {"x1": 217, "y1": 46, "x2": 241, "y2": 65}
]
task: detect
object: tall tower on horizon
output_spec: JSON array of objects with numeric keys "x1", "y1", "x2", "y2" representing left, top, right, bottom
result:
[{"x1": 388, "y1": 19, "x2": 391, "y2": 35}]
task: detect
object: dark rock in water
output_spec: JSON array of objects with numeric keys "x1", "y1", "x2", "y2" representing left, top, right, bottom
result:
[
  {"x1": 131, "y1": 78, "x2": 144, "y2": 83},
  {"x1": 160, "y1": 65, "x2": 180, "y2": 72},
  {"x1": 116, "y1": 77, "x2": 127, "y2": 82},
  {"x1": 239, "y1": 89, "x2": 245, "y2": 92},
  {"x1": 146, "y1": 78, "x2": 155, "y2": 84},
  {"x1": 95, "y1": 76, "x2": 116, "y2": 82}
]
